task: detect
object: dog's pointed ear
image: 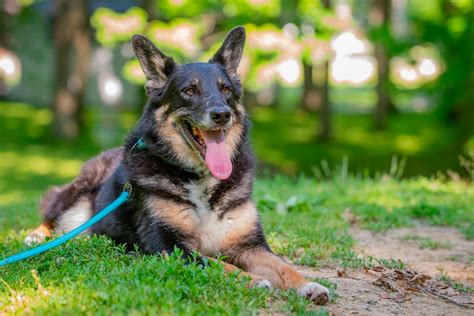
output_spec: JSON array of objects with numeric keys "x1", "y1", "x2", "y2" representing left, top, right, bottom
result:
[
  {"x1": 209, "y1": 26, "x2": 246, "y2": 78},
  {"x1": 132, "y1": 35, "x2": 176, "y2": 93}
]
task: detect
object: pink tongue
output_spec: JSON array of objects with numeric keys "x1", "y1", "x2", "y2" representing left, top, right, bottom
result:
[{"x1": 201, "y1": 130, "x2": 232, "y2": 180}]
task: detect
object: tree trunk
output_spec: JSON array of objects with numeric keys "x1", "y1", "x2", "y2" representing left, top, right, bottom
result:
[
  {"x1": 0, "y1": 5, "x2": 8, "y2": 47},
  {"x1": 302, "y1": 61, "x2": 323, "y2": 111},
  {"x1": 242, "y1": 90, "x2": 258, "y2": 112},
  {"x1": 319, "y1": 60, "x2": 331, "y2": 141},
  {"x1": 373, "y1": 0, "x2": 394, "y2": 129},
  {"x1": 52, "y1": 0, "x2": 90, "y2": 140},
  {"x1": 374, "y1": 42, "x2": 390, "y2": 129},
  {"x1": 318, "y1": 0, "x2": 331, "y2": 141},
  {"x1": 0, "y1": 2, "x2": 10, "y2": 96},
  {"x1": 142, "y1": 0, "x2": 158, "y2": 20}
]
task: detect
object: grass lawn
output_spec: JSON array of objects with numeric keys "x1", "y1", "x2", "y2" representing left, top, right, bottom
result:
[
  {"x1": 0, "y1": 102, "x2": 473, "y2": 314},
  {"x1": 1, "y1": 153, "x2": 473, "y2": 314}
]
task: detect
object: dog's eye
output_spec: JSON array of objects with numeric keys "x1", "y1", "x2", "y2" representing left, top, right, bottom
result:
[
  {"x1": 184, "y1": 88, "x2": 194, "y2": 96},
  {"x1": 221, "y1": 86, "x2": 231, "y2": 94}
]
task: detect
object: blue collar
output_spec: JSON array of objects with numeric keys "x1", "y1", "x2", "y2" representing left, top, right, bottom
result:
[{"x1": 130, "y1": 137, "x2": 203, "y2": 175}]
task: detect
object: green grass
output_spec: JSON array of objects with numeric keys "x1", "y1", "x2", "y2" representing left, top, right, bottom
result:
[
  {"x1": 401, "y1": 234, "x2": 453, "y2": 250},
  {"x1": 2, "y1": 172, "x2": 472, "y2": 314},
  {"x1": 251, "y1": 107, "x2": 467, "y2": 177},
  {"x1": 0, "y1": 101, "x2": 473, "y2": 314}
]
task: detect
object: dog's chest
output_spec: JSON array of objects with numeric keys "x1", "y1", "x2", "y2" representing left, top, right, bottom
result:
[
  {"x1": 183, "y1": 179, "x2": 217, "y2": 220},
  {"x1": 146, "y1": 177, "x2": 256, "y2": 256},
  {"x1": 182, "y1": 178, "x2": 233, "y2": 255}
]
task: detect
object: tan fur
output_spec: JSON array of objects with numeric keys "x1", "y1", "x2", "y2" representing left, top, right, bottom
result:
[
  {"x1": 206, "y1": 257, "x2": 270, "y2": 287},
  {"x1": 236, "y1": 248, "x2": 308, "y2": 290},
  {"x1": 155, "y1": 106, "x2": 204, "y2": 171},
  {"x1": 36, "y1": 221, "x2": 53, "y2": 236},
  {"x1": 222, "y1": 103, "x2": 245, "y2": 161},
  {"x1": 218, "y1": 201, "x2": 259, "y2": 251},
  {"x1": 25, "y1": 221, "x2": 53, "y2": 245},
  {"x1": 144, "y1": 180, "x2": 310, "y2": 291},
  {"x1": 146, "y1": 183, "x2": 259, "y2": 256},
  {"x1": 154, "y1": 104, "x2": 244, "y2": 173},
  {"x1": 145, "y1": 197, "x2": 199, "y2": 243},
  {"x1": 207, "y1": 202, "x2": 330, "y2": 304},
  {"x1": 224, "y1": 121, "x2": 244, "y2": 160},
  {"x1": 144, "y1": 187, "x2": 317, "y2": 295}
]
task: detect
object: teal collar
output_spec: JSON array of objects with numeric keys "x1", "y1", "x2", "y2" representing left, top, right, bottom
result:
[
  {"x1": 130, "y1": 137, "x2": 203, "y2": 175},
  {"x1": 131, "y1": 137, "x2": 147, "y2": 151}
]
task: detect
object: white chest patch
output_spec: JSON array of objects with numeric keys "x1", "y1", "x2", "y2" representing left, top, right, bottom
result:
[
  {"x1": 148, "y1": 177, "x2": 257, "y2": 256},
  {"x1": 183, "y1": 178, "x2": 234, "y2": 255},
  {"x1": 184, "y1": 178, "x2": 216, "y2": 219}
]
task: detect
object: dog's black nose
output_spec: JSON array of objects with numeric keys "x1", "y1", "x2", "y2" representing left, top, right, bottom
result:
[{"x1": 211, "y1": 109, "x2": 231, "y2": 124}]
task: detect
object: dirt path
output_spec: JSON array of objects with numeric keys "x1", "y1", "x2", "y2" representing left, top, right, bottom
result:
[
  {"x1": 353, "y1": 225, "x2": 474, "y2": 286},
  {"x1": 300, "y1": 266, "x2": 473, "y2": 315},
  {"x1": 297, "y1": 225, "x2": 474, "y2": 315}
]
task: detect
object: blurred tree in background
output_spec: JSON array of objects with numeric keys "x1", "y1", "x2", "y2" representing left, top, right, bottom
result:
[
  {"x1": 0, "y1": 0, "x2": 472, "y2": 177},
  {"x1": 52, "y1": 0, "x2": 91, "y2": 139}
]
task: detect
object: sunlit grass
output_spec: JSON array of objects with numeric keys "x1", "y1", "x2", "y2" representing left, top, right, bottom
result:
[
  {"x1": 2, "y1": 163, "x2": 472, "y2": 313},
  {"x1": 0, "y1": 151, "x2": 83, "y2": 178}
]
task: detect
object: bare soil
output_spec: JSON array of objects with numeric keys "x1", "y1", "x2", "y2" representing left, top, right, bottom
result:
[
  {"x1": 297, "y1": 225, "x2": 474, "y2": 315},
  {"x1": 353, "y1": 225, "x2": 474, "y2": 286}
]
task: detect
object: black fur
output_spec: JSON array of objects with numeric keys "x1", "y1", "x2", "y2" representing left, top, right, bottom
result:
[{"x1": 40, "y1": 26, "x2": 269, "y2": 261}]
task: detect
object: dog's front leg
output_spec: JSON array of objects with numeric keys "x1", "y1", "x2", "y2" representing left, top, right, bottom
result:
[
  {"x1": 234, "y1": 248, "x2": 329, "y2": 305},
  {"x1": 205, "y1": 257, "x2": 272, "y2": 288}
]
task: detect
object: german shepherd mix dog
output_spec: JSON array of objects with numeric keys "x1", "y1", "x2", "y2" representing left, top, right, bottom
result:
[{"x1": 26, "y1": 27, "x2": 329, "y2": 304}]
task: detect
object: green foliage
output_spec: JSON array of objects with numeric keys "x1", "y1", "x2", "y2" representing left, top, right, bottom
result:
[
  {"x1": 90, "y1": 7, "x2": 148, "y2": 47},
  {"x1": 409, "y1": 0, "x2": 474, "y2": 126},
  {"x1": 297, "y1": 0, "x2": 335, "y2": 37},
  {"x1": 408, "y1": 0, "x2": 444, "y2": 22},
  {"x1": 146, "y1": 19, "x2": 208, "y2": 60},
  {"x1": 156, "y1": 0, "x2": 221, "y2": 19},
  {"x1": 122, "y1": 59, "x2": 146, "y2": 85},
  {"x1": 221, "y1": 0, "x2": 281, "y2": 19}
]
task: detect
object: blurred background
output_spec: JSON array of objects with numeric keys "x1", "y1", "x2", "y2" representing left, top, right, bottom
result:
[{"x1": 0, "y1": 0, "x2": 473, "y2": 179}]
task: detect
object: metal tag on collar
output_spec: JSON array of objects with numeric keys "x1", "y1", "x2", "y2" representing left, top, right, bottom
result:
[{"x1": 123, "y1": 182, "x2": 133, "y2": 198}]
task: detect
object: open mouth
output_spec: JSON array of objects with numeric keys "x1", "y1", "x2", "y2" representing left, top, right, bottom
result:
[
  {"x1": 182, "y1": 121, "x2": 207, "y2": 157},
  {"x1": 180, "y1": 120, "x2": 233, "y2": 180}
]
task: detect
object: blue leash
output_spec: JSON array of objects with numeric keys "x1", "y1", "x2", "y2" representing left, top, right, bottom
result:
[{"x1": 0, "y1": 183, "x2": 132, "y2": 267}]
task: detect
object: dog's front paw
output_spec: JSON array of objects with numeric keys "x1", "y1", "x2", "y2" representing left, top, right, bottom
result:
[
  {"x1": 297, "y1": 282, "x2": 330, "y2": 305},
  {"x1": 24, "y1": 231, "x2": 47, "y2": 246}
]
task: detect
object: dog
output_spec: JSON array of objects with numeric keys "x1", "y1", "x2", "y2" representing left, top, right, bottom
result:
[{"x1": 26, "y1": 26, "x2": 329, "y2": 305}]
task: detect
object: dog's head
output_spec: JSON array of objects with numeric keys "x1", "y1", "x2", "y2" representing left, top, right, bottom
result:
[{"x1": 132, "y1": 26, "x2": 247, "y2": 180}]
